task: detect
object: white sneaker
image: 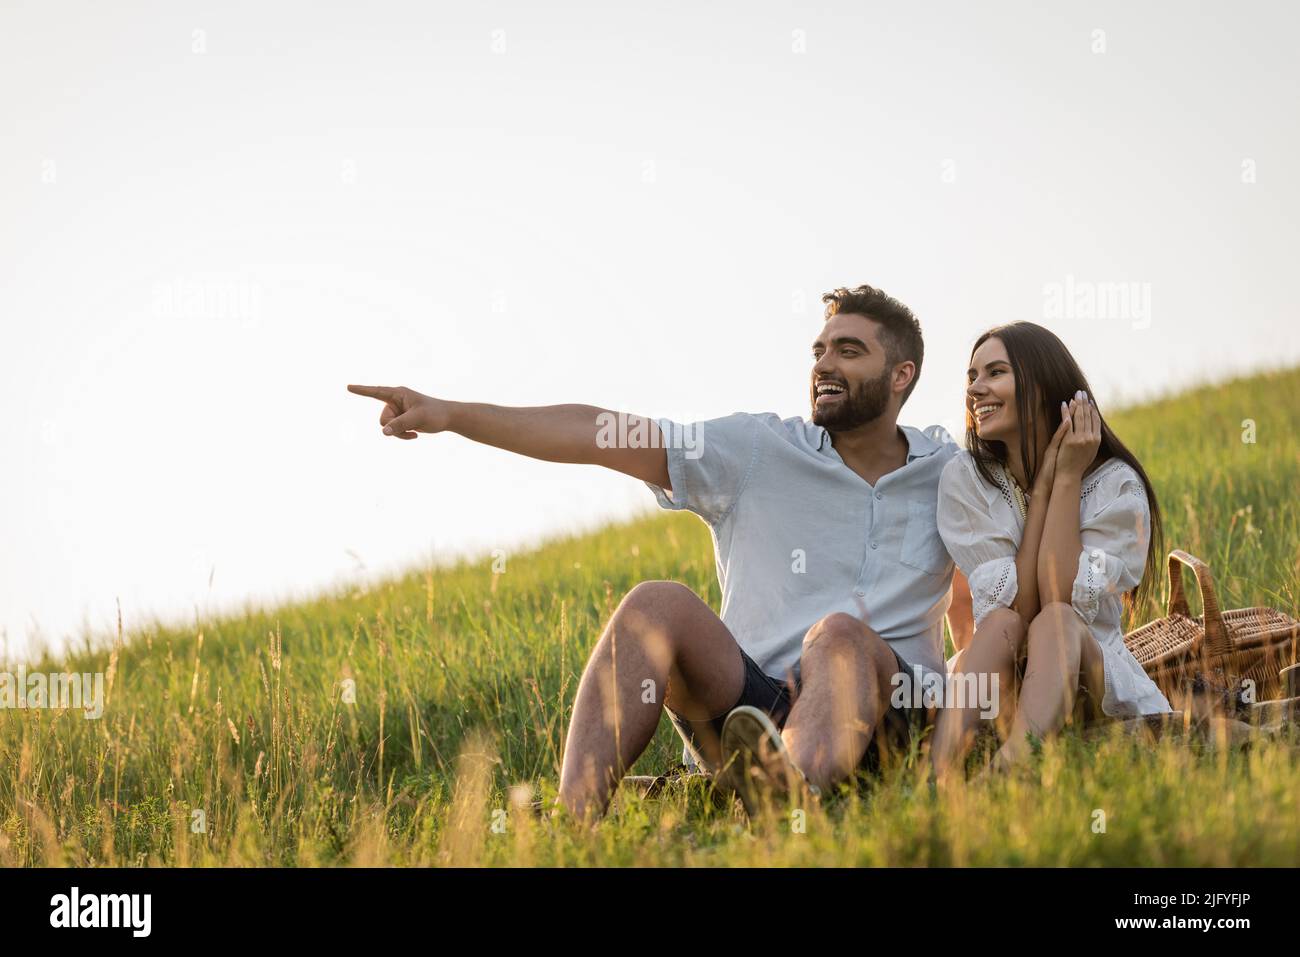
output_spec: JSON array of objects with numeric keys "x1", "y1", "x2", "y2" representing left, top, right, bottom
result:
[{"x1": 716, "y1": 705, "x2": 818, "y2": 816}]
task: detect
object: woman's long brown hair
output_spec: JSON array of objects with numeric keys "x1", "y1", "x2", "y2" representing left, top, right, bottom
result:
[{"x1": 965, "y1": 322, "x2": 1163, "y2": 614}]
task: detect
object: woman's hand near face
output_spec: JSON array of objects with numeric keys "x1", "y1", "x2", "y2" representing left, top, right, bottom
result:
[
  {"x1": 1032, "y1": 413, "x2": 1071, "y2": 498},
  {"x1": 1055, "y1": 392, "x2": 1102, "y2": 479},
  {"x1": 1012, "y1": 407, "x2": 1069, "y2": 626},
  {"x1": 1036, "y1": 393, "x2": 1097, "y2": 606}
]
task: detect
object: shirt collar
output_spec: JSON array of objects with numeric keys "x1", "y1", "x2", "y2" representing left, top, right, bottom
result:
[{"x1": 816, "y1": 423, "x2": 940, "y2": 462}]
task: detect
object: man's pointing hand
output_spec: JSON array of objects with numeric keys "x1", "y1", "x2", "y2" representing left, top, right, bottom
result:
[{"x1": 347, "y1": 384, "x2": 450, "y2": 440}]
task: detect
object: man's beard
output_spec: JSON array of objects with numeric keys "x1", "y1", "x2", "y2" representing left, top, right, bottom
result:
[{"x1": 811, "y1": 368, "x2": 892, "y2": 431}]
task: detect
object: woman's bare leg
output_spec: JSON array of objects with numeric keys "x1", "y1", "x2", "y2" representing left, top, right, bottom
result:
[
  {"x1": 930, "y1": 608, "x2": 1026, "y2": 783},
  {"x1": 992, "y1": 601, "x2": 1105, "y2": 769}
]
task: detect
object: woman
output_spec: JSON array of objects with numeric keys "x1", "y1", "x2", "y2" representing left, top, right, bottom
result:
[{"x1": 931, "y1": 322, "x2": 1171, "y2": 781}]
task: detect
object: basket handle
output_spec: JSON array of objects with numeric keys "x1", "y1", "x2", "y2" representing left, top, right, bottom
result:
[{"x1": 1166, "y1": 549, "x2": 1231, "y2": 657}]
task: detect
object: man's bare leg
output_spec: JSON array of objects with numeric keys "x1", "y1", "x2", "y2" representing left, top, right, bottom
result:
[
  {"x1": 780, "y1": 613, "x2": 902, "y2": 792},
  {"x1": 557, "y1": 580, "x2": 745, "y2": 820},
  {"x1": 930, "y1": 607, "x2": 1026, "y2": 783}
]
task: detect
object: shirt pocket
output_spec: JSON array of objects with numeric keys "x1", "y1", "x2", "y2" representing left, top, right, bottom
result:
[{"x1": 900, "y1": 499, "x2": 952, "y2": 576}]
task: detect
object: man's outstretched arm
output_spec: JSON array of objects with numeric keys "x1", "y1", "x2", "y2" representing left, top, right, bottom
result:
[{"x1": 346, "y1": 384, "x2": 671, "y2": 489}]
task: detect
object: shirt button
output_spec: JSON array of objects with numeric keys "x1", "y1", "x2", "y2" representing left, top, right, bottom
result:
[
  {"x1": 870, "y1": 542, "x2": 878, "y2": 549},
  {"x1": 875, "y1": 492, "x2": 883, "y2": 500},
  {"x1": 855, "y1": 589, "x2": 865, "y2": 597}
]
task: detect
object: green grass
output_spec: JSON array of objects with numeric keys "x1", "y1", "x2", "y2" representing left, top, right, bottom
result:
[{"x1": 3, "y1": 367, "x2": 1299, "y2": 866}]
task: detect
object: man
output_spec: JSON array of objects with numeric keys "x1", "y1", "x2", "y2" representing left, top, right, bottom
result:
[{"x1": 348, "y1": 284, "x2": 971, "y2": 820}]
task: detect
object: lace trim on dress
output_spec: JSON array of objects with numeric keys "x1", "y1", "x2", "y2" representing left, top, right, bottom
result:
[
  {"x1": 975, "y1": 564, "x2": 1012, "y2": 623},
  {"x1": 1081, "y1": 459, "x2": 1127, "y2": 498},
  {"x1": 1085, "y1": 550, "x2": 1098, "y2": 611},
  {"x1": 972, "y1": 559, "x2": 1017, "y2": 627},
  {"x1": 984, "y1": 455, "x2": 1128, "y2": 512},
  {"x1": 990, "y1": 462, "x2": 1017, "y2": 514}
]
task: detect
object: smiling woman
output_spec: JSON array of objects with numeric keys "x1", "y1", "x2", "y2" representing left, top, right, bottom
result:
[
  {"x1": 961, "y1": 323, "x2": 1164, "y2": 601},
  {"x1": 930, "y1": 322, "x2": 1172, "y2": 781}
]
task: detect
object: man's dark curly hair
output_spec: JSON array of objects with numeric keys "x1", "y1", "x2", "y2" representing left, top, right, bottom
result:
[{"x1": 821, "y1": 284, "x2": 924, "y2": 405}]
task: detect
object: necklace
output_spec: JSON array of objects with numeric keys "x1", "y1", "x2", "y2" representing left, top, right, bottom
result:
[{"x1": 1003, "y1": 466, "x2": 1030, "y2": 519}]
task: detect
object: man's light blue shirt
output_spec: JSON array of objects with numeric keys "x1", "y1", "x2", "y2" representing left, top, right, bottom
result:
[{"x1": 646, "y1": 413, "x2": 959, "y2": 680}]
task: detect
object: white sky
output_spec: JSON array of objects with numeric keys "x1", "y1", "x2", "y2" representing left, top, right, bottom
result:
[{"x1": 3, "y1": 0, "x2": 1298, "y2": 660}]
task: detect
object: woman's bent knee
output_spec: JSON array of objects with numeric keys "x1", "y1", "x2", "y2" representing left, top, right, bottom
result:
[
  {"x1": 1029, "y1": 602, "x2": 1084, "y2": 631},
  {"x1": 1027, "y1": 602, "x2": 1086, "y2": 652},
  {"x1": 977, "y1": 607, "x2": 1027, "y2": 658}
]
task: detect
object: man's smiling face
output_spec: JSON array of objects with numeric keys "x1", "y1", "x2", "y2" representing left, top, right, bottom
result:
[{"x1": 810, "y1": 312, "x2": 895, "y2": 430}]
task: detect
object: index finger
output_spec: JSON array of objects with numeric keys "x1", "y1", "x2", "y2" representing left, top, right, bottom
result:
[{"x1": 347, "y1": 384, "x2": 396, "y2": 401}]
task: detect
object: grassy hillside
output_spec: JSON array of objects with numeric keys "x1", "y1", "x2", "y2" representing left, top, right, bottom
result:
[{"x1": 3, "y1": 368, "x2": 1299, "y2": 866}]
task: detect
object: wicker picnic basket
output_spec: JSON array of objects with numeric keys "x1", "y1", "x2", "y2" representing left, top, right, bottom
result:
[{"x1": 1123, "y1": 550, "x2": 1300, "y2": 712}]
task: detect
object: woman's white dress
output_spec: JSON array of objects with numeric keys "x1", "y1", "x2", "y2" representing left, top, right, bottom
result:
[{"x1": 937, "y1": 450, "x2": 1171, "y2": 717}]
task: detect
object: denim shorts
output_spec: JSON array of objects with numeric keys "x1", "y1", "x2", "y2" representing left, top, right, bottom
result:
[{"x1": 664, "y1": 645, "x2": 928, "y2": 775}]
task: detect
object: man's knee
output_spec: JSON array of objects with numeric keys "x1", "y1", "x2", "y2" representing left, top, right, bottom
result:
[
  {"x1": 617, "y1": 580, "x2": 701, "y2": 627},
  {"x1": 803, "y1": 612, "x2": 874, "y2": 650},
  {"x1": 801, "y1": 613, "x2": 897, "y2": 679},
  {"x1": 608, "y1": 580, "x2": 702, "y2": 658}
]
